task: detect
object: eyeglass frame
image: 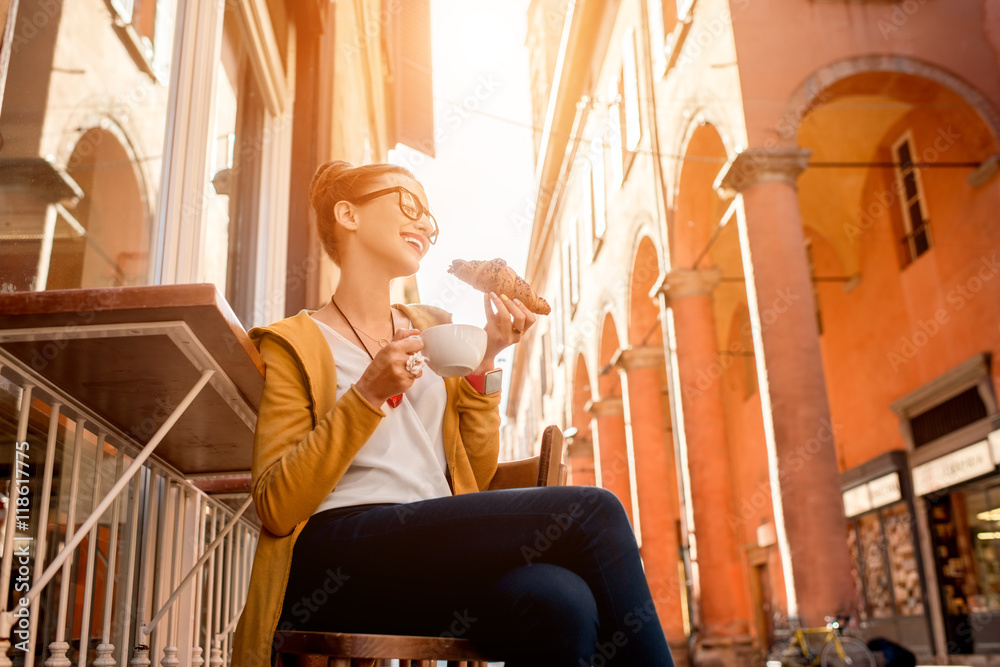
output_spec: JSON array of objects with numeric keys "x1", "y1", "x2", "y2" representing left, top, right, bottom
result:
[{"x1": 351, "y1": 186, "x2": 439, "y2": 245}]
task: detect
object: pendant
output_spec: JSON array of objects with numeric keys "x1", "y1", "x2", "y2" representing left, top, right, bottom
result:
[
  {"x1": 378, "y1": 338, "x2": 389, "y2": 347},
  {"x1": 387, "y1": 394, "x2": 403, "y2": 408}
]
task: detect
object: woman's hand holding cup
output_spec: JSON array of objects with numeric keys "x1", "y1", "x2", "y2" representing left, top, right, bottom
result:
[{"x1": 354, "y1": 328, "x2": 424, "y2": 407}]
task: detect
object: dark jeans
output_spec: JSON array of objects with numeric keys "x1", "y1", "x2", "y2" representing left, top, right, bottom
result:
[{"x1": 278, "y1": 485, "x2": 674, "y2": 667}]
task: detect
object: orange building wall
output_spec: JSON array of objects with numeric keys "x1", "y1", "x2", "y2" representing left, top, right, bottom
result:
[{"x1": 814, "y1": 111, "x2": 1000, "y2": 473}]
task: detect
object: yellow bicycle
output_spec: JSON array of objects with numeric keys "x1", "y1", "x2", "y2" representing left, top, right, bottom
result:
[{"x1": 765, "y1": 616, "x2": 876, "y2": 667}]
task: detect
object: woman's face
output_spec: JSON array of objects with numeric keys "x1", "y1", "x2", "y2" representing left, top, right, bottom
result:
[{"x1": 345, "y1": 173, "x2": 437, "y2": 275}]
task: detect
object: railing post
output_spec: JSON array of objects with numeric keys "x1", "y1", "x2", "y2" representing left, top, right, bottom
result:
[
  {"x1": 94, "y1": 644, "x2": 116, "y2": 667},
  {"x1": 77, "y1": 431, "x2": 107, "y2": 667},
  {"x1": 26, "y1": 401, "x2": 62, "y2": 667},
  {"x1": 0, "y1": 382, "x2": 33, "y2": 667},
  {"x1": 45, "y1": 417, "x2": 86, "y2": 667},
  {"x1": 129, "y1": 646, "x2": 151, "y2": 667},
  {"x1": 117, "y1": 470, "x2": 144, "y2": 667}
]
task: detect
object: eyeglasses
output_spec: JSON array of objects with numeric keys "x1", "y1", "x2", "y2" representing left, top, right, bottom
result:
[{"x1": 353, "y1": 186, "x2": 439, "y2": 245}]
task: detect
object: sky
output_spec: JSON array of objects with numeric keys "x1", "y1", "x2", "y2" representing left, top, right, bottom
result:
[{"x1": 390, "y1": 0, "x2": 538, "y2": 383}]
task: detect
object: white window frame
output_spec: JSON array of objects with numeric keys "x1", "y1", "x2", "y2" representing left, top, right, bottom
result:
[
  {"x1": 646, "y1": 0, "x2": 667, "y2": 77},
  {"x1": 156, "y1": 0, "x2": 292, "y2": 327},
  {"x1": 111, "y1": 0, "x2": 135, "y2": 23},
  {"x1": 606, "y1": 74, "x2": 624, "y2": 189},
  {"x1": 621, "y1": 29, "x2": 641, "y2": 154},
  {"x1": 565, "y1": 216, "x2": 580, "y2": 310},
  {"x1": 590, "y1": 138, "x2": 607, "y2": 246}
]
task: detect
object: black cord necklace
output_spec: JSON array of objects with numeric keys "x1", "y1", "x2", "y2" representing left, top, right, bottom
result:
[
  {"x1": 330, "y1": 297, "x2": 402, "y2": 408},
  {"x1": 330, "y1": 297, "x2": 392, "y2": 350}
]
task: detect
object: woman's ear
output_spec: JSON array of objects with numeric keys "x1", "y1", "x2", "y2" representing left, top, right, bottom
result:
[{"x1": 333, "y1": 200, "x2": 359, "y2": 233}]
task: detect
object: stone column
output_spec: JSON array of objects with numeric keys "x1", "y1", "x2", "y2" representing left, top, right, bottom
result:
[
  {"x1": 616, "y1": 346, "x2": 686, "y2": 642},
  {"x1": 587, "y1": 396, "x2": 634, "y2": 524},
  {"x1": 716, "y1": 148, "x2": 855, "y2": 625},
  {"x1": 567, "y1": 434, "x2": 597, "y2": 486},
  {"x1": 663, "y1": 268, "x2": 750, "y2": 642}
]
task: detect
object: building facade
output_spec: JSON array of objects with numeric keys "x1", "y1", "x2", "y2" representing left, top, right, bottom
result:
[{"x1": 511, "y1": 0, "x2": 1000, "y2": 662}]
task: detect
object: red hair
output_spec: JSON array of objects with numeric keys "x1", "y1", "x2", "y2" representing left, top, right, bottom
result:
[{"x1": 309, "y1": 160, "x2": 418, "y2": 263}]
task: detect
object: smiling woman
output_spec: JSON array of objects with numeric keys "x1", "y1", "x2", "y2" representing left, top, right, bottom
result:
[{"x1": 230, "y1": 159, "x2": 672, "y2": 666}]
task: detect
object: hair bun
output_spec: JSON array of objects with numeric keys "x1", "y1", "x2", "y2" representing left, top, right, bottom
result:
[{"x1": 309, "y1": 160, "x2": 354, "y2": 209}]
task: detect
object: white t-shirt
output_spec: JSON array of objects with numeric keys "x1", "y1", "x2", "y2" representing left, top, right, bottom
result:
[{"x1": 310, "y1": 315, "x2": 453, "y2": 515}]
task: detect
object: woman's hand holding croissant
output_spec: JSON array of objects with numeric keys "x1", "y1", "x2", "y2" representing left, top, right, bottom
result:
[{"x1": 473, "y1": 292, "x2": 537, "y2": 374}]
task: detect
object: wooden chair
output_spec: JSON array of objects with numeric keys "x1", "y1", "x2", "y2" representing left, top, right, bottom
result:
[{"x1": 272, "y1": 425, "x2": 569, "y2": 667}]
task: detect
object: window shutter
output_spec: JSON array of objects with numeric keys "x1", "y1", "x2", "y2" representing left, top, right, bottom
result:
[{"x1": 390, "y1": 0, "x2": 435, "y2": 157}]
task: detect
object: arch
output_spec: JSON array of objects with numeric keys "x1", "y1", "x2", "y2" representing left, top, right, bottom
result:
[
  {"x1": 628, "y1": 235, "x2": 662, "y2": 346},
  {"x1": 673, "y1": 123, "x2": 731, "y2": 271},
  {"x1": 56, "y1": 113, "x2": 154, "y2": 219},
  {"x1": 598, "y1": 313, "x2": 622, "y2": 398},
  {"x1": 782, "y1": 55, "x2": 1000, "y2": 143},
  {"x1": 570, "y1": 353, "x2": 596, "y2": 486},
  {"x1": 56, "y1": 127, "x2": 150, "y2": 289},
  {"x1": 668, "y1": 102, "x2": 743, "y2": 187},
  {"x1": 794, "y1": 65, "x2": 999, "y2": 278},
  {"x1": 595, "y1": 312, "x2": 632, "y2": 522}
]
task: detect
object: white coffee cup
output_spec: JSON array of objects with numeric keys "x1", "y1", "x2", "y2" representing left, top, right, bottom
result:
[{"x1": 419, "y1": 324, "x2": 487, "y2": 376}]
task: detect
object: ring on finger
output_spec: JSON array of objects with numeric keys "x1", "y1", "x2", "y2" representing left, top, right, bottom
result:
[
  {"x1": 405, "y1": 352, "x2": 425, "y2": 375},
  {"x1": 511, "y1": 326, "x2": 523, "y2": 335}
]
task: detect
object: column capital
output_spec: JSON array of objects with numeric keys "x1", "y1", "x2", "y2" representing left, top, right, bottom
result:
[
  {"x1": 656, "y1": 268, "x2": 722, "y2": 301},
  {"x1": 611, "y1": 346, "x2": 665, "y2": 372},
  {"x1": 715, "y1": 147, "x2": 812, "y2": 196},
  {"x1": 585, "y1": 396, "x2": 624, "y2": 418}
]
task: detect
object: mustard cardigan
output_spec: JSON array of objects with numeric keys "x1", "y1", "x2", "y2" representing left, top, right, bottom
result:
[{"x1": 231, "y1": 305, "x2": 502, "y2": 666}]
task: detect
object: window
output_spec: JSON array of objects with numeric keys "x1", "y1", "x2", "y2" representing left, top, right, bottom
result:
[
  {"x1": 646, "y1": 0, "x2": 677, "y2": 77},
  {"x1": 565, "y1": 217, "x2": 580, "y2": 310},
  {"x1": 910, "y1": 387, "x2": 988, "y2": 448},
  {"x1": 606, "y1": 74, "x2": 624, "y2": 190},
  {"x1": 892, "y1": 133, "x2": 931, "y2": 263},
  {"x1": 589, "y1": 139, "x2": 607, "y2": 246},
  {"x1": 385, "y1": 0, "x2": 435, "y2": 156},
  {"x1": 111, "y1": 0, "x2": 135, "y2": 23},
  {"x1": 0, "y1": 0, "x2": 177, "y2": 292},
  {"x1": 111, "y1": 0, "x2": 176, "y2": 81},
  {"x1": 621, "y1": 29, "x2": 641, "y2": 156},
  {"x1": 540, "y1": 332, "x2": 552, "y2": 396},
  {"x1": 846, "y1": 501, "x2": 926, "y2": 623},
  {"x1": 890, "y1": 353, "x2": 996, "y2": 453},
  {"x1": 579, "y1": 162, "x2": 593, "y2": 259},
  {"x1": 552, "y1": 291, "x2": 564, "y2": 360}
]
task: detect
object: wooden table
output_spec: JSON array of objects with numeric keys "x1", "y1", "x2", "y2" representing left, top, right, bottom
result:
[{"x1": 0, "y1": 284, "x2": 264, "y2": 476}]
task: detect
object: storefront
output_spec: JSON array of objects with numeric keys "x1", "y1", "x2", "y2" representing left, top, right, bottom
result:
[
  {"x1": 910, "y1": 431, "x2": 1000, "y2": 654},
  {"x1": 889, "y1": 353, "x2": 1000, "y2": 656},
  {"x1": 841, "y1": 451, "x2": 933, "y2": 654}
]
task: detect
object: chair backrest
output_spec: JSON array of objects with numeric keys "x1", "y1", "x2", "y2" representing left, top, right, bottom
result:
[{"x1": 536, "y1": 425, "x2": 566, "y2": 487}]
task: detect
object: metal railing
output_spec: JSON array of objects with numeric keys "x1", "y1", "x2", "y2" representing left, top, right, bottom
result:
[{"x1": 0, "y1": 355, "x2": 257, "y2": 667}]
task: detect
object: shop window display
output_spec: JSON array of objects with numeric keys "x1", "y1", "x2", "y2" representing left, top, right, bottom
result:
[
  {"x1": 883, "y1": 503, "x2": 925, "y2": 616},
  {"x1": 927, "y1": 481, "x2": 1000, "y2": 653},
  {"x1": 847, "y1": 502, "x2": 926, "y2": 622},
  {"x1": 859, "y1": 512, "x2": 894, "y2": 619},
  {"x1": 965, "y1": 485, "x2": 1000, "y2": 615}
]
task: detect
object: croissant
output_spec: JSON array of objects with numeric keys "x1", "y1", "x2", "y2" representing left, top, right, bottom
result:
[{"x1": 448, "y1": 258, "x2": 551, "y2": 316}]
